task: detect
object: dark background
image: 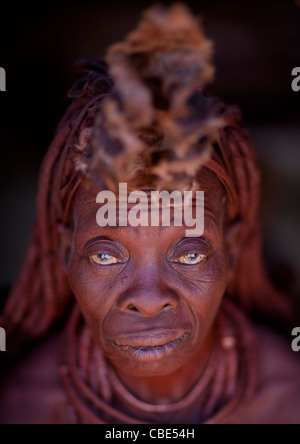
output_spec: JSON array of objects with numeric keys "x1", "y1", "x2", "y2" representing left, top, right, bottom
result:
[{"x1": 0, "y1": 0, "x2": 299, "y2": 311}]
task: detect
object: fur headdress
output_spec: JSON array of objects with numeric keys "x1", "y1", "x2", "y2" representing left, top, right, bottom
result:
[{"x1": 78, "y1": 4, "x2": 223, "y2": 191}]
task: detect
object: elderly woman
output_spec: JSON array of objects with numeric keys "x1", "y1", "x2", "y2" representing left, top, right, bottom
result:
[{"x1": 0, "y1": 4, "x2": 300, "y2": 424}]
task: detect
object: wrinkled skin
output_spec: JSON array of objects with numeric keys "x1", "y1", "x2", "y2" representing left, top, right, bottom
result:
[{"x1": 67, "y1": 169, "x2": 233, "y2": 403}]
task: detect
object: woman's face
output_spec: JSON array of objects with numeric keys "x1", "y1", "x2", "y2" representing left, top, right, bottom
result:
[{"x1": 68, "y1": 169, "x2": 230, "y2": 377}]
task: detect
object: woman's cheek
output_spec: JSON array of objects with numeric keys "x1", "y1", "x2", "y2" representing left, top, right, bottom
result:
[
  {"x1": 68, "y1": 253, "x2": 117, "y2": 321},
  {"x1": 68, "y1": 255, "x2": 99, "y2": 308},
  {"x1": 68, "y1": 255, "x2": 105, "y2": 340}
]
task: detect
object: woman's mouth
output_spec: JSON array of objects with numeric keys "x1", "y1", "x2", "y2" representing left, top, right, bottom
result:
[{"x1": 110, "y1": 331, "x2": 190, "y2": 363}]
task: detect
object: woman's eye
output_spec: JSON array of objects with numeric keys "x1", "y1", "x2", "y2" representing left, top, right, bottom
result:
[
  {"x1": 90, "y1": 253, "x2": 121, "y2": 266},
  {"x1": 173, "y1": 253, "x2": 206, "y2": 265}
]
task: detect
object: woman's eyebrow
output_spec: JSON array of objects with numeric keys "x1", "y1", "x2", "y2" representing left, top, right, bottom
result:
[
  {"x1": 83, "y1": 236, "x2": 117, "y2": 250},
  {"x1": 173, "y1": 236, "x2": 213, "y2": 250}
]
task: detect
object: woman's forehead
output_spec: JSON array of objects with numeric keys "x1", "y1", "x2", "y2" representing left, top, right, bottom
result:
[
  {"x1": 74, "y1": 167, "x2": 226, "y2": 216},
  {"x1": 71, "y1": 170, "x2": 226, "y2": 250}
]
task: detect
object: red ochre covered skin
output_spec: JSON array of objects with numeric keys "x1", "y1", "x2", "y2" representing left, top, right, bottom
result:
[{"x1": 1, "y1": 4, "x2": 300, "y2": 424}]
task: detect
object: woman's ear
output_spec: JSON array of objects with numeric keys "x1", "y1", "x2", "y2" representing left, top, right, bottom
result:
[
  {"x1": 57, "y1": 223, "x2": 73, "y2": 275},
  {"x1": 225, "y1": 219, "x2": 243, "y2": 279}
]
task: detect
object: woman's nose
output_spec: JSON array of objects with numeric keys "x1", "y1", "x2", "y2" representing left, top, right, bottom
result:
[{"x1": 117, "y1": 286, "x2": 179, "y2": 317}]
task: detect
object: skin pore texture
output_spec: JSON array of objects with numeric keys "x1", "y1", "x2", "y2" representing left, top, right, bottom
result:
[{"x1": 67, "y1": 169, "x2": 230, "y2": 405}]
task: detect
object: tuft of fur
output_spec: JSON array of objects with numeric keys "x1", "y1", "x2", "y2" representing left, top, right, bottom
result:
[{"x1": 85, "y1": 3, "x2": 224, "y2": 191}]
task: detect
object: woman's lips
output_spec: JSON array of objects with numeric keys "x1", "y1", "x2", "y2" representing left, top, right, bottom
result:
[
  {"x1": 110, "y1": 331, "x2": 190, "y2": 363},
  {"x1": 112, "y1": 329, "x2": 187, "y2": 347}
]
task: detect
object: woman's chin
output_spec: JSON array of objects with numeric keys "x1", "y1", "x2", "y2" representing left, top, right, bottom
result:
[
  {"x1": 108, "y1": 347, "x2": 194, "y2": 378},
  {"x1": 111, "y1": 356, "x2": 187, "y2": 378}
]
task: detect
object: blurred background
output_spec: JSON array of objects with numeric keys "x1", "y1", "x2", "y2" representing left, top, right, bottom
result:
[{"x1": 0, "y1": 0, "x2": 299, "y2": 314}]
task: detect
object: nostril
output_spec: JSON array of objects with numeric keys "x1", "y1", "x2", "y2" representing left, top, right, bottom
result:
[{"x1": 127, "y1": 304, "x2": 139, "y2": 312}]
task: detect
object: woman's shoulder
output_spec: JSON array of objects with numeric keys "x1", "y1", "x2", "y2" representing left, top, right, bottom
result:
[
  {"x1": 237, "y1": 324, "x2": 300, "y2": 424},
  {"x1": 0, "y1": 332, "x2": 69, "y2": 424}
]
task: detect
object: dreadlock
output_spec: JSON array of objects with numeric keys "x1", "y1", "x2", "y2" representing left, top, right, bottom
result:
[{"x1": 0, "y1": 3, "x2": 290, "y2": 345}]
